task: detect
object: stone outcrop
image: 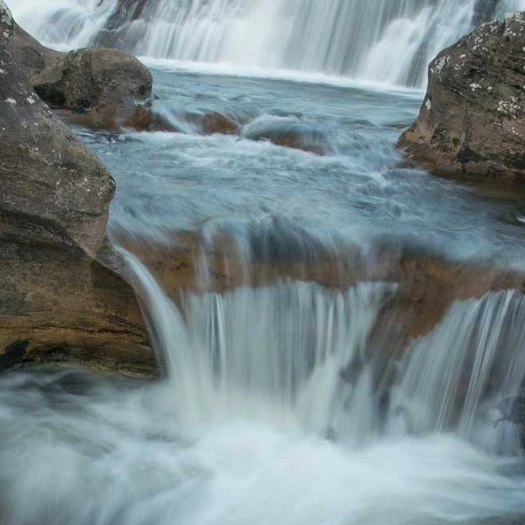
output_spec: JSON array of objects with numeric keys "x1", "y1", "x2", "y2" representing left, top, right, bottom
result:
[
  {"x1": 94, "y1": 0, "x2": 155, "y2": 49},
  {"x1": 7, "y1": 18, "x2": 152, "y2": 129},
  {"x1": 0, "y1": 2, "x2": 155, "y2": 376},
  {"x1": 398, "y1": 12, "x2": 525, "y2": 183},
  {"x1": 473, "y1": 0, "x2": 499, "y2": 27},
  {"x1": 122, "y1": 107, "x2": 240, "y2": 135},
  {"x1": 9, "y1": 20, "x2": 65, "y2": 107}
]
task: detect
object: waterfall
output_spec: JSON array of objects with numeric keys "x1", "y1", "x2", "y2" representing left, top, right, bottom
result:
[
  {"x1": 8, "y1": 0, "x2": 525, "y2": 87},
  {"x1": 119, "y1": 243, "x2": 525, "y2": 454}
]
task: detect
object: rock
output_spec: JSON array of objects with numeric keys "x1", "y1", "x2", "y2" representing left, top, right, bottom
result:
[
  {"x1": 242, "y1": 117, "x2": 328, "y2": 155},
  {"x1": 473, "y1": 0, "x2": 499, "y2": 27},
  {"x1": 122, "y1": 107, "x2": 240, "y2": 135},
  {"x1": 60, "y1": 47, "x2": 152, "y2": 128},
  {"x1": 8, "y1": 21, "x2": 67, "y2": 107},
  {"x1": 94, "y1": 0, "x2": 156, "y2": 49},
  {"x1": 398, "y1": 12, "x2": 525, "y2": 183},
  {"x1": 106, "y1": 0, "x2": 150, "y2": 30},
  {"x1": 114, "y1": 229, "x2": 525, "y2": 361},
  {"x1": 0, "y1": 2, "x2": 155, "y2": 376},
  {"x1": 6, "y1": 11, "x2": 152, "y2": 128},
  {"x1": 201, "y1": 112, "x2": 239, "y2": 135},
  {"x1": 9, "y1": 21, "x2": 65, "y2": 90},
  {"x1": 121, "y1": 105, "x2": 173, "y2": 131},
  {"x1": 497, "y1": 395, "x2": 525, "y2": 448}
]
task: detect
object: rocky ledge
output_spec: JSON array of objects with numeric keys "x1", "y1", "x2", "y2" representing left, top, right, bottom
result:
[
  {"x1": 399, "y1": 12, "x2": 525, "y2": 182},
  {"x1": 0, "y1": 2, "x2": 155, "y2": 376}
]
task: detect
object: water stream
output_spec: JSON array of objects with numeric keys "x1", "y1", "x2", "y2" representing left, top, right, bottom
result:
[{"x1": 2, "y1": 1, "x2": 525, "y2": 524}]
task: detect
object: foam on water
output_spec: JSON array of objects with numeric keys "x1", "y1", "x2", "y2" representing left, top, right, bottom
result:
[
  {"x1": 8, "y1": 0, "x2": 525, "y2": 87},
  {"x1": 3, "y1": 252, "x2": 525, "y2": 524}
]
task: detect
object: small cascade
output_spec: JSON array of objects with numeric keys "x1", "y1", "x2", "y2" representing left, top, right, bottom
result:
[
  {"x1": 391, "y1": 291, "x2": 525, "y2": 454},
  {"x1": 120, "y1": 238, "x2": 525, "y2": 454},
  {"x1": 8, "y1": 0, "x2": 525, "y2": 87}
]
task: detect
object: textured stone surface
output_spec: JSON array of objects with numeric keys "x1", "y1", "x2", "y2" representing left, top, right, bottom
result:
[
  {"x1": 115, "y1": 229, "x2": 525, "y2": 361},
  {"x1": 399, "y1": 12, "x2": 525, "y2": 182},
  {"x1": 6, "y1": 11, "x2": 152, "y2": 128},
  {"x1": 0, "y1": 2, "x2": 154, "y2": 375},
  {"x1": 61, "y1": 47, "x2": 152, "y2": 128}
]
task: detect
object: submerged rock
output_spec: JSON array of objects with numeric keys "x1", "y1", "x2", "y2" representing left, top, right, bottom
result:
[
  {"x1": 242, "y1": 116, "x2": 329, "y2": 155},
  {"x1": 0, "y1": 2, "x2": 154, "y2": 375},
  {"x1": 398, "y1": 12, "x2": 525, "y2": 183},
  {"x1": 122, "y1": 107, "x2": 239, "y2": 135}
]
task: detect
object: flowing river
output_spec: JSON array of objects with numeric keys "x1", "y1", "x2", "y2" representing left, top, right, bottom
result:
[{"x1": 2, "y1": 1, "x2": 525, "y2": 524}]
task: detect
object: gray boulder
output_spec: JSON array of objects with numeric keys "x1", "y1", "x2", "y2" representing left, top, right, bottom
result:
[
  {"x1": 398, "y1": 12, "x2": 525, "y2": 183},
  {"x1": 6, "y1": 11, "x2": 152, "y2": 129},
  {"x1": 61, "y1": 47, "x2": 152, "y2": 127}
]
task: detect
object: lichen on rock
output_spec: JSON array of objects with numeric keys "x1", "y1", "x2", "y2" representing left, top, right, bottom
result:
[{"x1": 398, "y1": 11, "x2": 525, "y2": 183}]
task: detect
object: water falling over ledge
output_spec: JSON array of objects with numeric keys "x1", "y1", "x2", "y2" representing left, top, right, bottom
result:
[
  {"x1": 118, "y1": 247, "x2": 525, "y2": 455},
  {"x1": 9, "y1": 0, "x2": 525, "y2": 87}
]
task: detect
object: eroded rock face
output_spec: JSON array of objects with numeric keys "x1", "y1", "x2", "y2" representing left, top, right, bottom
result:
[
  {"x1": 398, "y1": 12, "x2": 525, "y2": 183},
  {"x1": 0, "y1": 2, "x2": 154, "y2": 375}
]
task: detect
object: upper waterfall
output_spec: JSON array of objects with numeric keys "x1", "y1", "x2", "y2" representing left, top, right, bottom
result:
[{"x1": 8, "y1": 0, "x2": 525, "y2": 87}]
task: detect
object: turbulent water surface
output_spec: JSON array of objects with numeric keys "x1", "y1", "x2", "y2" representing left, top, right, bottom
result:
[{"x1": 3, "y1": 1, "x2": 525, "y2": 524}]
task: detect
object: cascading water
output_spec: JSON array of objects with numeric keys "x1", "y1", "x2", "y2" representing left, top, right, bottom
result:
[
  {"x1": 122, "y1": 250, "x2": 525, "y2": 455},
  {"x1": 8, "y1": 0, "x2": 525, "y2": 87},
  {"x1": 3, "y1": 1, "x2": 525, "y2": 522}
]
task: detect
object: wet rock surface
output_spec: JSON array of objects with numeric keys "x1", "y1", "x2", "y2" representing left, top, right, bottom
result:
[
  {"x1": 0, "y1": 2, "x2": 154, "y2": 376},
  {"x1": 399, "y1": 12, "x2": 525, "y2": 183},
  {"x1": 115, "y1": 229, "x2": 525, "y2": 360}
]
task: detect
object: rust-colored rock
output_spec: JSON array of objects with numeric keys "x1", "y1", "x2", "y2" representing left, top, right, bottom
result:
[
  {"x1": 0, "y1": 2, "x2": 154, "y2": 376},
  {"x1": 122, "y1": 105, "x2": 177, "y2": 132},
  {"x1": 399, "y1": 12, "x2": 525, "y2": 182},
  {"x1": 201, "y1": 112, "x2": 239, "y2": 135},
  {"x1": 115, "y1": 228, "x2": 525, "y2": 361},
  {"x1": 242, "y1": 118, "x2": 328, "y2": 155}
]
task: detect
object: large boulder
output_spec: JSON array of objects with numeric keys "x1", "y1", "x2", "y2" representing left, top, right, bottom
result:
[
  {"x1": 61, "y1": 47, "x2": 152, "y2": 127},
  {"x1": 398, "y1": 12, "x2": 525, "y2": 183},
  {"x1": 9, "y1": 20, "x2": 65, "y2": 92},
  {"x1": 7, "y1": 15, "x2": 152, "y2": 129},
  {"x1": 0, "y1": 1, "x2": 155, "y2": 376}
]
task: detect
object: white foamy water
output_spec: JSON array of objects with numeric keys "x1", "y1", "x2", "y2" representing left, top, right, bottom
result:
[
  {"x1": 1, "y1": 2, "x2": 525, "y2": 522},
  {"x1": 1, "y1": 252, "x2": 525, "y2": 525},
  {"x1": 7, "y1": 0, "x2": 525, "y2": 87}
]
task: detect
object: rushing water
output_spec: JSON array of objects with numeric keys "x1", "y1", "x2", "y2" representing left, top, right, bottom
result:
[
  {"x1": 2, "y1": 2, "x2": 525, "y2": 523},
  {"x1": 9, "y1": 0, "x2": 525, "y2": 87},
  {"x1": 0, "y1": 63, "x2": 524, "y2": 525}
]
